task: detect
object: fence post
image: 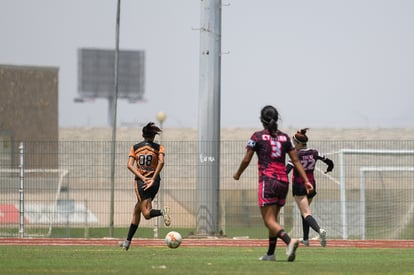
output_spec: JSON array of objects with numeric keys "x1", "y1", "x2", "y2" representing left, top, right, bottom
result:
[
  {"x1": 339, "y1": 150, "x2": 347, "y2": 240},
  {"x1": 18, "y1": 142, "x2": 24, "y2": 238},
  {"x1": 84, "y1": 199, "x2": 89, "y2": 238}
]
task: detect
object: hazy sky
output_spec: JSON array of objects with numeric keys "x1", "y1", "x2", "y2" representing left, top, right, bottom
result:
[{"x1": 1, "y1": 0, "x2": 413, "y2": 129}]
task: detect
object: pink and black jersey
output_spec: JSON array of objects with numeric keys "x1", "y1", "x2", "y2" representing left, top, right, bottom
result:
[
  {"x1": 288, "y1": 148, "x2": 328, "y2": 185},
  {"x1": 247, "y1": 129, "x2": 294, "y2": 183}
]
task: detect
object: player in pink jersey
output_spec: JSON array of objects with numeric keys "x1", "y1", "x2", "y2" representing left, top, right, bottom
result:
[
  {"x1": 286, "y1": 128, "x2": 334, "y2": 247},
  {"x1": 234, "y1": 105, "x2": 313, "y2": 262}
]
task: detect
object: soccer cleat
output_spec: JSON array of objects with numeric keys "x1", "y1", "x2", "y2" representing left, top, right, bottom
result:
[
  {"x1": 286, "y1": 239, "x2": 299, "y2": 262},
  {"x1": 163, "y1": 207, "x2": 171, "y2": 226},
  {"x1": 319, "y1": 229, "x2": 327, "y2": 247},
  {"x1": 119, "y1": 240, "x2": 131, "y2": 251},
  {"x1": 258, "y1": 254, "x2": 275, "y2": 261},
  {"x1": 300, "y1": 239, "x2": 310, "y2": 247}
]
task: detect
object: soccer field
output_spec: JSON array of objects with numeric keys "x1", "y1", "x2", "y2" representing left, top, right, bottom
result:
[{"x1": 1, "y1": 245, "x2": 413, "y2": 274}]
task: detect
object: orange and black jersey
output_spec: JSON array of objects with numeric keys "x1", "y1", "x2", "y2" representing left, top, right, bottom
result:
[{"x1": 129, "y1": 141, "x2": 165, "y2": 178}]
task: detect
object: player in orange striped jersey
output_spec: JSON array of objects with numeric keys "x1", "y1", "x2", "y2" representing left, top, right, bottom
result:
[{"x1": 119, "y1": 122, "x2": 170, "y2": 250}]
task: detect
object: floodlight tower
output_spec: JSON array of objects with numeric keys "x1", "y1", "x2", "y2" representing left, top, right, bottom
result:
[{"x1": 197, "y1": 0, "x2": 222, "y2": 235}]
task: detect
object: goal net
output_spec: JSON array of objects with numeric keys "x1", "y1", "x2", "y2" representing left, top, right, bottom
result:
[
  {"x1": 0, "y1": 168, "x2": 69, "y2": 237},
  {"x1": 290, "y1": 149, "x2": 414, "y2": 240}
]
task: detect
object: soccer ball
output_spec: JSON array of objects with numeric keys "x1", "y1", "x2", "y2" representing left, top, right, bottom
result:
[{"x1": 165, "y1": 231, "x2": 182, "y2": 249}]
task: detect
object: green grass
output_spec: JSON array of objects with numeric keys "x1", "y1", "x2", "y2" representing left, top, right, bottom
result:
[{"x1": 1, "y1": 245, "x2": 413, "y2": 274}]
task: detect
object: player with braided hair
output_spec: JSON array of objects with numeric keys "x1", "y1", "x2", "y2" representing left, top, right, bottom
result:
[
  {"x1": 119, "y1": 122, "x2": 170, "y2": 250},
  {"x1": 286, "y1": 128, "x2": 334, "y2": 247},
  {"x1": 233, "y1": 105, "x2": 313, "y2": 262}
]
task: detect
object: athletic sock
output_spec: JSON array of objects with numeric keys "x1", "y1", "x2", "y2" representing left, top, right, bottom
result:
[
  {"x1": 305, "y1": 215, "x2": 320, "y2": 234},
  {"x1": 127, "y1": 224, "x2": 138, "y2": 241},
  {"x1": 149, "y1": 209, "x2": 162, "y2": 218},
  {"x1": 266, "y1": 237, "x2": 277, "y2": 255},
  {"x1": 276, "y1": 229, "x2": 291, "y2": 245},
  {"x1": 302, "y1": 215, "x2": 310, "y2": 240}
]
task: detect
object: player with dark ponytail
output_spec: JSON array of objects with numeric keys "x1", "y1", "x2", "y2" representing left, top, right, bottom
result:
[
  {"x1": 234, "y1": 105, "x2": 313, "y2": 262},
  {"x1": 119, "y1": 122, "x2": 170, "y2": 250},
  {"x1": 286, "y1": 128, "x2": 334, "y2": 247}
]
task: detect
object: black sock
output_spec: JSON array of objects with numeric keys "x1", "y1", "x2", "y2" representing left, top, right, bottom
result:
[
  {"x1": 276, "y1": 230, "x2": 291, "y2": 245},
  {"x1": 150, "y1": 209, "x2": 162, "y2": 218},
  {"x1": 305, "y1": 215, "x2": 320, "y2": 234},
  {"x1": 266, "y1": 237, "x2": 277, "y2": 255},
  {"x1": 302, "y1": 216, "x2": 310, "y2": 240},
  {"x1": 127, "y1": 224, "x2": 138, "y2": 241}
]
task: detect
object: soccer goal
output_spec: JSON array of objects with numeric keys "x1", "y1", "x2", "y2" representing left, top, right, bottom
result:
[
  {"x1": 0, "y1": 168, "x2": 69, "y2": 237},
  {"x1": 359, "y1": 166, "x2": 414, "y2": 240},
  {"x1": 338, "y1": 149, "x2": 414, "y2": 240},
  {"x1": 290, "y1": 148, "x2": 414, "y2": 241}
]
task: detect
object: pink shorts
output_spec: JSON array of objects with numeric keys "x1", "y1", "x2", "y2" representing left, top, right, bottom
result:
[{"x1": 258, "y1": 176, "x2": 289, "y2": 207}]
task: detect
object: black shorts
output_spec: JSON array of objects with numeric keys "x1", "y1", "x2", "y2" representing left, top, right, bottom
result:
[
  {"x1": 292, "y1": 181, "x2": 317, "y2": 199},
  {"x1": 134, "y1": 176, "x2": 160, "y2": 202}
]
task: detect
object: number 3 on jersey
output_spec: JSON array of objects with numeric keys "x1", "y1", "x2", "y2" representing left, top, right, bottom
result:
[{"x1": 270, "y1": 139, "x2": 282, "y2": 158}]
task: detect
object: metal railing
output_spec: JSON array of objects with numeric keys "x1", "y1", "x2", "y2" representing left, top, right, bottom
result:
[{"x1": 1, "y1": 140, "x2": 413, "y2": 240}]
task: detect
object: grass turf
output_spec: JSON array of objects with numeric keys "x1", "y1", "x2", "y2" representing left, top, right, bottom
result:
[{"x1": 1, "y1": 245, "x2": 413, "y2": 274}]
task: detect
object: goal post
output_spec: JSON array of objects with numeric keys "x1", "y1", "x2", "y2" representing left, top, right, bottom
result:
[
  {"x1": 359, "y1": 166, "x2": 414, "y2": 240},
  {"x1": 339, "y1": 149, "x2": 414, "y2": 239},
  {"x1": 0, "y1": 168, "x2": 69, "y2": 237}
]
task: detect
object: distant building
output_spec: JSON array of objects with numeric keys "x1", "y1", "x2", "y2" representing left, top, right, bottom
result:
[{"x1": 0, "y1": 64, "x2": 58, "y2": 168}]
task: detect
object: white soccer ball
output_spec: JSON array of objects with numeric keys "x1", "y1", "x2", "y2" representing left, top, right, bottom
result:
[{"x1": 165, "y1": 231, "x2": 182, "y2": 249}]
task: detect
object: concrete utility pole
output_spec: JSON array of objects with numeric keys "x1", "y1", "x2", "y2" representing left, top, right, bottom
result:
[
  {"x1": 197, "y1": 0, "x2": 222, "y2": 235},
  {"x1": 109, "y1": 0, "x2": 121, "y2": 237}
]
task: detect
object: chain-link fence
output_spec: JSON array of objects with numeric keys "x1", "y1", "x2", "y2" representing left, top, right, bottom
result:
[{"x1": 1, "y1": 140, "x2": 413, "y2": 240}]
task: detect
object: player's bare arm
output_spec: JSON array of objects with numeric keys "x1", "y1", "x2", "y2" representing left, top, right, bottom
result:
[
  {"x1": 127, "y1": 157, "x2": 146, "y2": 181},
  {"x1": 143, "y1": 152, "x2": 165, "y2": 190},
  {"x1": 233, "y1": 149, "x2": 254, "y2": 180}
]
